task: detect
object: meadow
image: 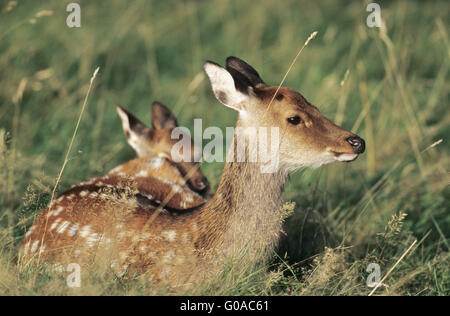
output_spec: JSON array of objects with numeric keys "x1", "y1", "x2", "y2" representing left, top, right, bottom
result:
[{"x1": 0, "y1": 0, "x2": 448, "y2": 295}]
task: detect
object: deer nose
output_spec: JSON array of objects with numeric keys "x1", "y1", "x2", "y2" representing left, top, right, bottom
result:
[{"x1": 347, "y1": 136, "x2": 365, "y2": 154}]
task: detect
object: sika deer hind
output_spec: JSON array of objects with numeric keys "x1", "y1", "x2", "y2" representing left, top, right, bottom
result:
[{"x1": 21, "y1": 57, "x2": 365, "y2": 289}]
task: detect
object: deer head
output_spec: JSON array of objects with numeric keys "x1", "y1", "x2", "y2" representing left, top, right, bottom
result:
[
  {"x1": 203, "y1": 57, "x2": 365, "y2": 171},
  {"x1": 116, "y1": 102, "x2": 209, "y2": 194}
]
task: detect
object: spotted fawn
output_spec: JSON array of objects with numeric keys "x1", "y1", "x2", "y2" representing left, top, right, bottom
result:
[{"x1": 20, "y1": 101, "x2": 209, "y2": 270}]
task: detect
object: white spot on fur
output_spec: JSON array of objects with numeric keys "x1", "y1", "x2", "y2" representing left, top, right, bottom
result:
[
  {"x1": 23, "y1": 242, "x2": 30, "y2": 256},
  {"x1": 30, "y1": 240, "x2": 39, "y2": 253},
  {"x1": 172, "y1": 184, "x2": 182, "y2": 193},
  {"x1": 68, "y1": 223, "x2": 79, "y2": 237},
  {"x1": 143, "y1": 193, "x2": 153, "y2": 199},
  {"x1": 162, "y1": 230, "x2": 177, "y2": 242},
  {"x1": 149, "y1": 157, "x2": 164, "y2": 169},
  {"x1": 109, "y1": 165, "x2": 122, "y2": 173},
  {"x1": 79, "y1": 190, "x2": 88, "y2": 197},
  {"x1": 53, "y1": 206, "x2": 64, "y2": 217},
  {"x1": 89, "y1": 192, "x2": 98, "y2": 198},
  {"x1": 25, "y1": 225, "x2": 36, "y2": 238},
  {"x1": 86, "y1": 178, "x2": 96, "y2": 185},
  {"x1": 86, "y1": 233, "x2": 103, "y2": 248},
  {"x1": 185, "y1": 194, "x2": 194, "y2": 203},
  {"x1": 39, "y1": 244, "x2": 46, "y2": 254},
  {"x1": 117, "y1": 265, "x2": 129, "y2": 277},
  {"x1": 56, "y1": 221, "x2": 70, "y2": 234},
  {"x1": 74, "y1": 249, "x2": 81, "y2": 256},
  {"x1": 136, "y1": 170, "x2": 148, "y2": 177},
  {"x1": 80, "y1": 225, "x2": 91, "y2": 238},
  {"x1": 50, "y1": 218, "x2": 62, "y2": 231}
]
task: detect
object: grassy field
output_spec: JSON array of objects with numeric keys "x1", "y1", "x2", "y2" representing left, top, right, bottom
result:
[{"x1": 0, "y1": 0, "x2": 448, "y2": 295}]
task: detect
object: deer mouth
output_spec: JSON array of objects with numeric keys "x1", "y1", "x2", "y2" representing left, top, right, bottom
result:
[{"x1": 331, "y1": 151, "x2": 359, "y2": 162}]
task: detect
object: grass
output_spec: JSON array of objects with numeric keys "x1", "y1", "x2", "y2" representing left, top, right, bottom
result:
[{"x1": 0, "y1": 0, "x2": 449, "y2": 295}]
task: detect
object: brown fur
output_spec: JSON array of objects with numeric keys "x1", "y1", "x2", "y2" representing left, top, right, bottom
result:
[{"x1": 20, "y1": 58, "x2": 365, "y2": 289}]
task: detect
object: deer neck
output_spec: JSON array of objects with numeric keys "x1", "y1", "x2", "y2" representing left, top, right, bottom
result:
[{"x1": 197, "y1": 123, "x2": 288, "y2": 259}]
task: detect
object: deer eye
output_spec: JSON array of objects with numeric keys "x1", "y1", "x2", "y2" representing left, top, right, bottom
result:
[{"x1": 287, "y1": 116, "x2": 302, "y2": 125}]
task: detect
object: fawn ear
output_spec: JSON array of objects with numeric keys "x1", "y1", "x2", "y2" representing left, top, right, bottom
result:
[
  {"x1": 203, "y1": 61, "x2": 249, "y2": 112},
  {"x1": 151, "y1": 101, "x2": 178, "y2": 129},
  {"x1": 116, "y1": 104, "x2": 149, "y2": 156},
  {"x1": 226, "y1": 56, "x2": 266, "y2": 88}
]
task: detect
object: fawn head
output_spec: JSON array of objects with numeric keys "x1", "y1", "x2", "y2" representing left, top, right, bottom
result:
[
  {"x1": 116, "y1": 102, "x2": 209, "y2": 193},
  {"x1": 204, "y1": 56, "x2": 365, "y2": 171}
]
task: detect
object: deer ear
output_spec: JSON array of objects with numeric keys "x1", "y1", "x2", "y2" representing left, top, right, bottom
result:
[
  {"x1": 203, "y1": 61, "x2": 249, "y2": 112},
  {"x1": 116, "y1": 104, "x2": 149, "y2": 156},
  {"x1": 151, "y1": 101, "x2": 178, "y2": 129},
  {"x1": 226, "y1": 56, "x2": 265, "y2": 88}
]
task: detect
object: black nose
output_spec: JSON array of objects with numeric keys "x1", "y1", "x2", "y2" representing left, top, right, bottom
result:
[
  {"x1": 347, "y1": 136, "x2": 365, "y2": 154},
  {"x1": 193, "y1": 178, "x2": 209, "y2": 191}
]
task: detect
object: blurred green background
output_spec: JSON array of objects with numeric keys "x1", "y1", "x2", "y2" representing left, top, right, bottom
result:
[{"x1": 0, "y1": 0, "x2": 448, "y2": 295}]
